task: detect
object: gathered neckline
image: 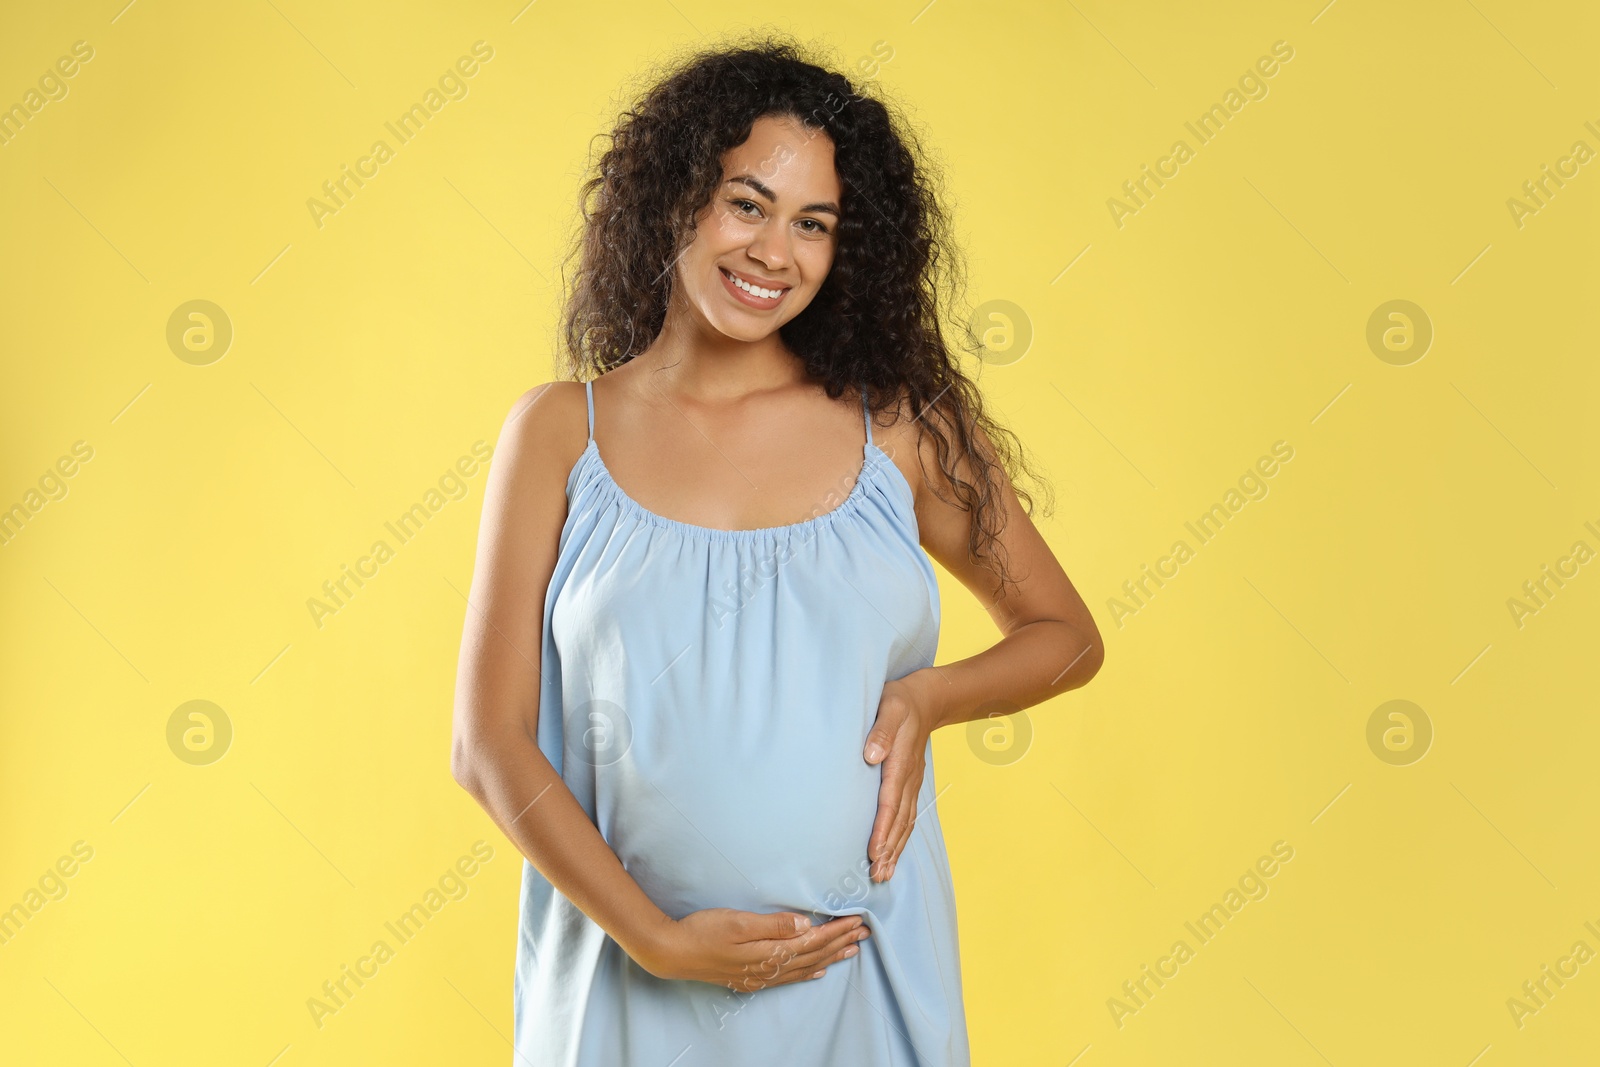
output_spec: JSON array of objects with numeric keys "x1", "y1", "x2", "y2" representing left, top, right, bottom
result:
[{"x1": 580, "y1": 437, "x2": 896, "y2": 543}]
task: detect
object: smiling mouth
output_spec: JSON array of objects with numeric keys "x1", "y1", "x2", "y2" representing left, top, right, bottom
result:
[{"x1": 720, "y1": 267, "x2": 790, "y2": 306}]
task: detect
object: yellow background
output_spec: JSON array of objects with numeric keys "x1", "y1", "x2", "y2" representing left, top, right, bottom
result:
[{"x1": 2, "y1": 0, "x2": 1596, "y2": 1063}]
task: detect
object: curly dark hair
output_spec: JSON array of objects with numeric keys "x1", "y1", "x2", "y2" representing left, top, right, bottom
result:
[{"x1": 557, "y1": 33, "x2": 1052, "y2": 598}]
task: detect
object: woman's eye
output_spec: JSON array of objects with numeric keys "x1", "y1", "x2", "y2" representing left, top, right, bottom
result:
[{"x1": 726, "y1": 198, "x2": 828, "y2": 234}]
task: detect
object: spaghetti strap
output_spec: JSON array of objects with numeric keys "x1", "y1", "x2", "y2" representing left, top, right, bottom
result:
[
  {"x1": 584, "y1": 379, "x2": 595, "y2": 442},
  {"x1": 861, "y1": 387, "x2": 872, "y2": 447}
]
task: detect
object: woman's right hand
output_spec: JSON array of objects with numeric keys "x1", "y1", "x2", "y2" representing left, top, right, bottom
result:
[{"x1": 633, "y1": 908, "x2": 871, "y2": 991}]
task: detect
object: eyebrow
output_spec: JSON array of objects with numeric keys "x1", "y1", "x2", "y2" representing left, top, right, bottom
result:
[{"x1": 726, "y1": 175, "x2": 840, "y2": 218}]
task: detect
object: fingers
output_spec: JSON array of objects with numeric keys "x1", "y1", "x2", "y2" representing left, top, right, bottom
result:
[
  {"x1": 731, "y1": 917, "x2": 871, "y2": 991},
  {"x1": 873, "y1": 773, "x2": 921, "y2": 882},
  {"x1": 863, "y1": 694, "x2": 909, "y2": 765},
  {"x1": 886, "y1": 813, "x2": 912, "y2": 876},
  {"x1": 777, "y1": 919, "x2": 870, "y2": 976},
  {"x1": 868, "y1": 760, "x2": 902, "y2": 881},
  {"x1": 868, "y1": 716, "x2": 933, "y2": 883},
  {"x1": 869, "y1": 769, "x2": 910, "y2": 881},
  {"x1": 740, "y1": 910, "x2": 813, "y2": 943},
  {"x1": 868, "y1": 821, "x2": 894, "y2": 880}
]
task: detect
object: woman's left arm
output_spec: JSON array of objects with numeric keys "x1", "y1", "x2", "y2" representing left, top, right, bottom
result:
[{"x1": 864, "y1": 414, "x2": 1105, "y2": 883}]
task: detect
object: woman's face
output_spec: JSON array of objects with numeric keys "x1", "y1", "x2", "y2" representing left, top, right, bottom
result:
[{"x1": 672, "y1": 113, "x2": 842, "y2": 343}]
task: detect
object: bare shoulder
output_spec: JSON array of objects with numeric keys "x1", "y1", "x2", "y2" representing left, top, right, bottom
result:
[
  {"x1": 869, "y1": 382, "x2": 1030, "y2": 580},
  {"x1": 868, "y1": 383, "x2": 1001, "y2": 508},
  {"x1": 476, "y1": 381, "x2": 591, "y2": 552},
  {"x1": 490, "y1": 381, "x2": 590, "y2": 483},
  {"x1": 866, "y1": 383, "x2": 930, "y2": 498}
]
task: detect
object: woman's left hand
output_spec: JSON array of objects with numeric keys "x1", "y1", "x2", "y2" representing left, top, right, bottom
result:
[{"x1": 863, "y1": 673, "x2": 938, "y2": 883}]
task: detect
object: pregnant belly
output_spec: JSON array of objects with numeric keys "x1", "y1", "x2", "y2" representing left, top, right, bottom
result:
[{"x1": 598, "y1": 731, "x2": 882, "y2": 920}]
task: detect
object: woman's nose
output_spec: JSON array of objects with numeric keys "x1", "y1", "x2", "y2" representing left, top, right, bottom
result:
[{"x1": 746, "y1": 225, "x2": 791, "y2": 269}]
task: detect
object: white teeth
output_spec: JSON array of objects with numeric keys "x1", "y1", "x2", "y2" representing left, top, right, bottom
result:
[{"x1": 726, "y1": 270, "x2": 783, "y2": 300}]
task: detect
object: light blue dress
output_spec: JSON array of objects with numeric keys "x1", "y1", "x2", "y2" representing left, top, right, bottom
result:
[{"x1": 513, "y1": 378, "x2": 970, "y2": 1066}]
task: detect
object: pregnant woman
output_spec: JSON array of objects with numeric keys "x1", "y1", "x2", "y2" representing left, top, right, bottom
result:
[{"x1": 451, "y1": 39, "x2": 1104, "y2": 1066}]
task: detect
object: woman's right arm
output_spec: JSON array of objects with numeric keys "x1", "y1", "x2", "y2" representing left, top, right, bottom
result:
[{"x1": 449, "y1": 383, "x2": 868, "y2": 990}]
